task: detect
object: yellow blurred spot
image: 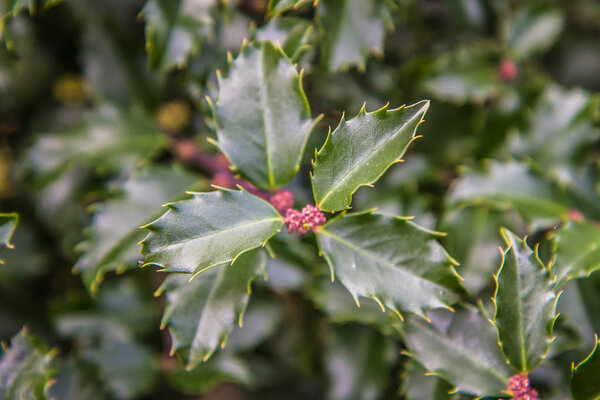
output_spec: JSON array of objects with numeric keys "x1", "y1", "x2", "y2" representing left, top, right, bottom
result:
[
  {"x1": 0, "y1": 147, "x2": 13, "y2": 198},
  {"x1": 156, "y1": 100, "x2": 191, "y2": 133},
  {"x1": 52, "y1": 73, "x2": 88, "y2": 105}
]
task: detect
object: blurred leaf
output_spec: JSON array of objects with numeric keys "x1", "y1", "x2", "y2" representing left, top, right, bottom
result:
[
  {"x1": 0, "y1": 222, "x2": 47, "y2": 282},
  {"x1": 141, "y1": 188, "x2": 282, "y2": 275},
  {"x1": 493, "y1": 229, "x2": 558, "y2": 372},
  {"x1": 550, "y1": 220, "x2": 600, "y2": 286},
  {"x1": 308, "y1": 278, "x2": 402, "y2": 336},
  {"x1": 441, "y1": 206, "x2": 525, "y2": 293},
  {"x1": 316, "y1": 211, "x2": 464, "y2": 319},
  {"x1": 0, "y1": 212, "x2": 17, "y2": 264},
  {"x1": 403, "y1": 308, "x2": 512, "y2": 397},
  {"x1": 570, "y1": 337, "x2": 600, "y2": 400},
  {"x1": 73, "y1": 167, "x2": 199, "y2": 295},
  {"x1": 311, "y1": 101, "x2": 429, "y2": 212},
  {"x1": 509, "y1": 85, "x2": 598, "y2": 173},
  {"x1": 226, "y1": 295, "x2": 282, "y2": 352},
  {"x1": 141, "y1": 0, "x2": 216, "y2": 71},
  {"x1": 318, "y1": 0, "x2": 389, "y2": 71},
  {"x1": 325, "y1": 323, "x2": 395, "y2": 400},
  {"x1": 422, "y1": 47, "x2": 502, "y2": 104},
  {"x1": 504, "y1": 5, "x2": 564, "y2": 60},
  {"x1": 210, "y1": 41, "x2": 318, "y2": 190},
  {"x1": 56, "y1": 315, "x2": 157, "y2": 399},
  {"x1": 0, "y1": 0, "x2": 61, "y2": 34},
  {"x1": 256, "y1": 16, "x2": 313, "y2": 59},
  {"x1": 400, "y1": 361, "x2": 472, "y2": 400},
  {"x1": 24, "y1": 106, "x2": 165, "y2": 186},
  {"x1": 167, "y1": 352, "x2": 253, "y2": 394},
  {"x1": 156, "y1": 249, "x2": 266, "y2": 368},
  {"x1": 47, "y1": 359, "x2": 107, "y2": 400},
  {"x1": 448, "y1": 160, "x2": 568, "y2": 223},
  {"x1": 267, "y1": 0, "x2": 315, "y2": 15},
  {"x1": 0, "y1": 329, "x2": 55, "y2": 400}
]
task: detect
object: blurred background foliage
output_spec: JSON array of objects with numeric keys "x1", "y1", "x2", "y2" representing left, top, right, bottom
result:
[{"x1": 0, "y1": 0, "x2": 599, "y2": 399}]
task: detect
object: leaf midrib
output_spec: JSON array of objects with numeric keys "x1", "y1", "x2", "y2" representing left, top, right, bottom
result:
[
  {"x1": 258, "y1": 45, "x2": 276, "y2": 189},
  {"x1": 151, "y1": 217, "x2": 282, "y2": 251},
  {"x1": 318, "y1": 228, "x2": 449, "y2": 293},
  {"x1": 316, "y1": 108, "x2": 422, "y2": 208}
]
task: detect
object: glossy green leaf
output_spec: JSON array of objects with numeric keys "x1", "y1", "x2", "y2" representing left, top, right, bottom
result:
[
  {"x1": 210, "y1": 41, "x2": 318, "y2": 190},
  {"x1": 504, "y1": 5, "x2": 564, "y2": 60},
  {"x1": 24, "y1": 106, "x2": 165, "y2": 186},
  {"x1": 141, "y1": 0, "x2": 216, "y2": 71},
  {"x1": 403, "y1": 308, "x2": 512, "y2": 397},
  {"x1": 316, "y1": 211, "x2": 464, "y2": 319},
  {"x1": 74, "y1": 167, "x2": 199, "y2": 295},
  {"x1": 447, "y1": 160, "x2": 568, "y2": 223},
  {"x1": 570, "y1": 337, "x2": 600, "y2": 400},
  {"x1": 312, "y1": 101, "x2": 429, "y2": 212},
  {"x1": 493, "y1": 228, "x2": 559, "y2": 372},
  {"x1": 141, "y1": 188, "x2": 282, "y2": 275},
  {"x1": 550, "y1": 220, "x2": 600, "y2": 286},
  {"x1": 156, "y1": 249, "x2": 266, "y2": 368},
  {"x1": 0, "y1": 329, "x2": 56, "y2": 400},
  {"x1": 0, "y1": 212, "x2": 18, "y2": 264},
  {"x1": 325, "y1": 324, "x2": 395, "y2": 400},
  {"x1": 318, "y1": 0, "x2": 389, "y2": 71}
]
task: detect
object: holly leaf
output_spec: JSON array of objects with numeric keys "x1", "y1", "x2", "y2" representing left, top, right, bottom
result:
[
  {"x1": 0, "y1": 0, "x2": 61, "y2": 34},
  {"x1": 311, "y1": 101, "x2": 429, "y2": 212},
  {"x1": 493, "y1": 228, "x2": 559, "y2": 372},
  {"x1": 267, "y1": 0, "x2": 315, "y2": 15},
  {"x1": 0, "y1": 212, "x2": 18, "y2": 264},
  {"x1": 155, "y1": 249, "x2": 266, "y2": 369},
  {"x1": 141, "y1": 188, "x2": 282, "y2": 275},
  {"x1": 256, "y1": 16, "x2": 314, "y2": 60},
  {"x1": 73, "y1": 167, "x2": 199, "y2": 295},
  {"x1": 447, "y1": 160, "x2": 568, "y2": 223},
  {"x1": 318, "y1": 0, "x2": 389, "y2": 71},
  {"x1": 140, "y1": 0, "x2": 216, "y2": 71},
  {"x1": 402, "y1": 308, "x2": 512, "y2": 397},
  {"x1": 24, "y1": 105, "x2": 165, "y2": 186},
  {"x1": 570, "y1": 336, "x2": 600, "y2": 400},
  {"x1": 400, "y1": 361, "x2": 468, "y2": 400},
  {"x1": 325, "y1": 324, "x2": 395, "y2": 400},
  {"x1": 209, "y1": 41, "x2": 318, "y2": 191},
  {"x1": 316, "y1": 211, "x2": 464, "y2": 319},
  {"x1": 504, "y1": 5, "x2": 564, "y2": 60},
  {"x1": 0, "y1": 329, "x2": 56, "y2": 400},
  {"x1": 550, "y1": 220, "x2": 600, "y2": 286}
]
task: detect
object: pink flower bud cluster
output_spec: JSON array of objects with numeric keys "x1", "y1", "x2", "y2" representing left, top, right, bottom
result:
[
  {"x1": 284, "y1": 204, "x2": 326, "y2": 234},
  {"x1": 499, "y1": 58, "x2": 518, "y2": 82},
  {"x1": 507, "y1": 374, "x2": 539, "y2": 400},
  {"x1": 269, "y1": 190, "x2": 294, "y2": 213}
]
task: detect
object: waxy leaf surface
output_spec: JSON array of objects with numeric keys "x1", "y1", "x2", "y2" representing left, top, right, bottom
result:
[
  {"x1": 403, "y1": 308, "x2": 512, "y2": 397},
  {"x1": 156, "y1": 249, "x2": 266, "y2": 368},
  {"x1": 212, "y1": 41, "x2": 317, "y2": 190},
  {"x1": 74, "y1": 167, "x2": 198, "y2": 295},
  {"x1": 312, "y1": 101, "x2": 429, "y2": 212},
  {"x1": 318, "y1": 0, "x2": 388, "y2": 71},
  {"x1": 316, "y1": 211, "x2": 463, "y2": 319},
  {"x1": 570, "y1": 337, "x2": 600, "y2": 400},
  {"x1": 141, "y1": 188, "x2": 282, "y2": 275},
  {"x1": 493, "y1": 229, "x2": 558, "y2": 372}
]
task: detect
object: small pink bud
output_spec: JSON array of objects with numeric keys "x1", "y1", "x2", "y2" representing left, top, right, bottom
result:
[
  {"x1": 499, "y1": 59, "x2": 518, "y2": 82},
  {"x1": 270, "y1": 190, "x2": 294, "y2": 213},
  {"x1": 507, "y1": 374, "x2": 539, "y2": 400},
  {"x1": 283, "y1": 204, "x2": 326, "y2": 234},
  {"x1": 211, "y1": 171, "x2": 235, "y2": 188}
]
